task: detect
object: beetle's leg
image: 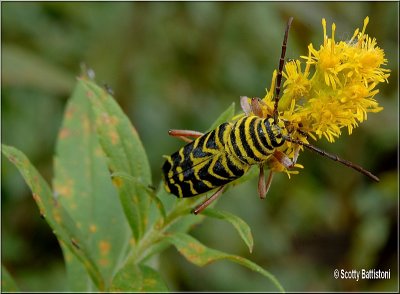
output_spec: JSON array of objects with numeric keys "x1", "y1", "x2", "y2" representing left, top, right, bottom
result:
[
  {"x1": 168, "y1": 129, "x2": 203, "y2": 138},
  {"x1": 265, "y1": 170, "x2": 274, "y2": 195},
  {"x1": 291, "y1": 145, "x2": 300, "y2": 167},
  {"x1": 192, "y1": 186, "x2": 225, "y2": 215},
  {"x1": 258, "y1": 164, "x2": 266, "y2": 199},
  {"x1": 272, "y1": 145, "x2": 300, "y2": 169},
  {"x1": 271, "y1": 150, "x2": 294, "y2": 169},
  {"x1": 168, "y1": 129, "x2": 204, "y2": 143},
  {"x1": 258, "y1": 165, "x2": 274, "y2": 199}
]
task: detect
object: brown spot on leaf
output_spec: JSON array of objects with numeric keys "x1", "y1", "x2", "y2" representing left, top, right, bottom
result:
[
  {"x1": 59, "y1": 127, "x2": 71, "y2": 139},
  {"x1": 86, "y1": 91, "x2": 94, "y2": 98},
  {"x1": 99, "y1": 258, "x2": 110, "y2": 267},
  {"x1": 109, "y1": 116, "x2": 119, "y2": 126},
  {"x1": 53, "y1": 209, "x2": 62, "y2": 223},
  {"x1": 54, "y1": 179, "x2": 74, "y2": 198},
  {"x1": 89, "y1": 224, "x2": 97, "y2": 233},
  {"x1": 111, "y1": 176, "x2": 123, "y2": 188},
  {"x1": 8, "y1": 155, "x2": 17, "y2": 164},
  {"x1": 32, "y1": 193, "x2": 44, "y2": 210},
  {"x1": 101, "y1": 112, "x2": 111, "y2": 124},
  {"x1": 101, "y1": 113, "x2": 119, "y2": 126},
  {"x1": 109, "y1": 130, "x2": 120, "y2": 145},
  {"x1": 65, "y1": 106, "x2": 75, "y2": 119},
  {"x1": 99, "y1": 240, "x2": 111, "y2": 255},
  {"x1": 188, "y1": 242, "x2": 204, "y2": 253},
  {"x1": 32, "y1": 193, "x2": 40, "y2": 202}
]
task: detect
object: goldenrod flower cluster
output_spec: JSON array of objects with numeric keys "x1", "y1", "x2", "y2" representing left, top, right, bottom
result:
[
  {"x1": 255, "y1": 17, "x2": 390, "y2": 177},
  {"x1": 264, "y1": 17, "x2": 390, "y2": 143}
]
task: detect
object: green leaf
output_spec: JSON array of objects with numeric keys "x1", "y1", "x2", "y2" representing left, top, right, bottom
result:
[
  {"x1": 1, "y1": 265, "x2": 19, "y2": 292},
  {"x1": 111, "y1": 263, "x2": 168, "y2": 292},
  {"x1": 138, "y1": 239, "x2": 172, "y2": 264},
  {"x1": 53, "y1": 80, "x2": 131, "y2": 290},
  {"x1": 1, "y1": 144, "x2": 104, "y2": 290},
  {"x1": 112, "y1": 172, "x2": 166, "y2": 223},
  {"x1": 206, "y1": 102, "x2": 236, "y2": 132},
  {"x1": 202, "y1": 208, "x2": 254, "y2": 253},
  {"x1": 165, "y1": 233, "x2": 284, "y2": 292},
  {"x1": 80, "y1": 77, "x2": 152, "y2": 241},
  {"x1": 61, "y1": 248, "x2": 95, "y2": 291}
]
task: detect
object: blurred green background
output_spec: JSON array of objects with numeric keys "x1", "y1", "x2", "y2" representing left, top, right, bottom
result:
[{"x1": 1, "y1": 2, "x2": 398, "y2": 292}]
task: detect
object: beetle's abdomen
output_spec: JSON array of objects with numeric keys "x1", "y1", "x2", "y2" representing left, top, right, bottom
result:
[{"x1": 162, "y1": 123, "x2": 249, "y2": 197}]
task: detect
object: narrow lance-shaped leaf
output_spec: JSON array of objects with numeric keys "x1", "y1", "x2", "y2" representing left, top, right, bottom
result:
[
  {"x1": 112, "y1": 171, "x2": 167, "y2": 224},
  {"x1": 202, "y1": 208, "x2": 254, "y2": 253},
  {"x1": 1, "y1": 144, "x2": 105, "y2": 290},
  {"x1": 53, "y1": 79, "x2": 131, "y2": 290},
  {"x1": 110, "y1": 263, "x2": 168, "y2": 292},
  {"x1": 81, "y1": 77, "x2": 152, "y2": 241},
  {"x1": 165, "y1": 233, "x2": 284, "y2": 292},
  {"x1": 60, "y1": 249, "x2": 96, "y2": 292}
]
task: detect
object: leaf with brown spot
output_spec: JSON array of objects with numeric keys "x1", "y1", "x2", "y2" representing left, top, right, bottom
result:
[
  {"x1": 111, "y1": 263, "x2": 168, "y2": 292},
  {"x1": 1, "y1": 144, "x2": 104, "y2": 290},
  {"x1": 53, "y1": 77, "x2": 131, "y2": 290},
  {"x1": 99, "y1": 240, "x2": 111, "y2": 256},
  {"x1": 165, "y1": 233, "x2": 284, "y2": 292},
  {"x1": 82, "y1": 78, "x2": 152, "y2": 241}
]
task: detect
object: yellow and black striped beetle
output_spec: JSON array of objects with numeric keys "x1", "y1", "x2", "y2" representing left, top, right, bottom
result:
[{"x1": 162, "y1": 17, "x2": 379, "y2": 214}]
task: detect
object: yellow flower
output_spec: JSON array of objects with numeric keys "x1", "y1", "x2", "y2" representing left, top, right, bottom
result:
[
  {"x1": 278, "y1": 60, "x2": 311, "y2": 111},
  {"x1": 252, "y1": 17, "x2": 390, "y2": 176},
  {"x1": 282, "y1": 16, "x2": 390, "y2": 142}
]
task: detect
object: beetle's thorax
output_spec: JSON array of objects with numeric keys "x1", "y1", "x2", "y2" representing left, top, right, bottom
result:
[{"x1": 225, "y1": 116, "x2": 287, "y2": 165}]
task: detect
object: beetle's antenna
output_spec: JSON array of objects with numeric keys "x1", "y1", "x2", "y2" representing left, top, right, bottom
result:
[
  {"x1": 273, "y1": 17, "x2": 294, "y2": 124},
  {"x1": 284, "y1": 136, "x2": 380, "y2": 182}
]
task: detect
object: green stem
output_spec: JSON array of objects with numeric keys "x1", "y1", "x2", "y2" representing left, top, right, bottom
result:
[{"x1": 132, "y1": 197, "x2": 200, "y2": 263}]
